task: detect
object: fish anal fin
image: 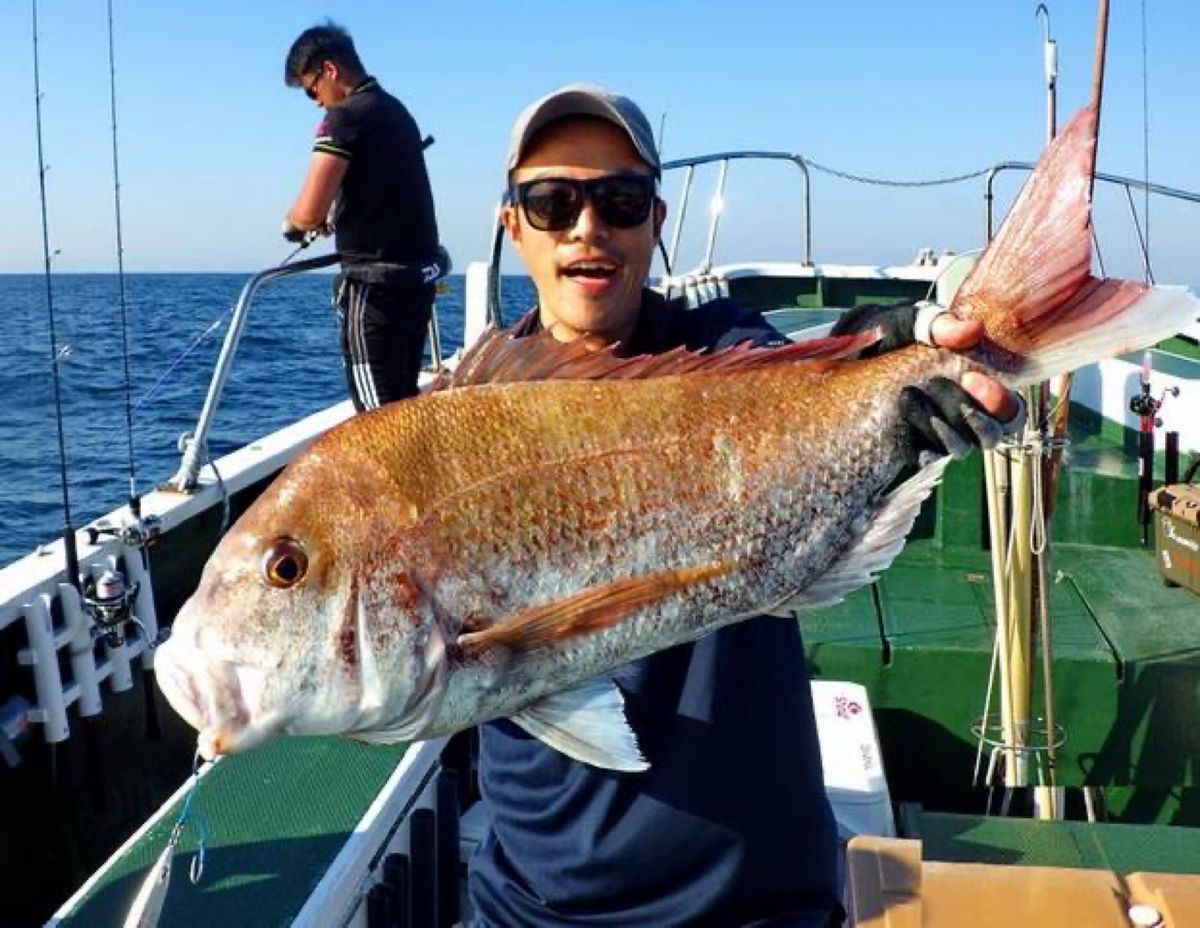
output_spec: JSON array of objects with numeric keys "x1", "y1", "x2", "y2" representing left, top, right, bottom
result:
[
  {"x1": 441, "y1": 326, "x2": 879, "y2": 389},
  {"x1": 511, "y1": 677, "x2": 648, "y2": 772},
  {"x1": 457, "y1": 561, "x2": 736, "y2": 657}
]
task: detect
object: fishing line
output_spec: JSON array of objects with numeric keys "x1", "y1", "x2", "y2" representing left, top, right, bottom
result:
[
  {"x1": 132, "y1": 238, "x2": 317, "y2": 414},
  {"x1": 31, "y1": 0, "x2": 81, "y2": 591},
  {"x1": 106, "y1": 0, "x2": 140, "y2": 517}
]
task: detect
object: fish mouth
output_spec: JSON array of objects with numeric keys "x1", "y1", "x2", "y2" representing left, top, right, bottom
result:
[{"x1": 155, "y1": 638, "x2": 271, "y2": 759}]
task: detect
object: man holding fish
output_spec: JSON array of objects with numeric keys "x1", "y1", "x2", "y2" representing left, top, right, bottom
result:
[
  {"x1": 465, "y1": 84, "x2": 1020, "y2": 928},
  {"x1": 156, "y1": 74, "x2": 1198, "y2": 928}
]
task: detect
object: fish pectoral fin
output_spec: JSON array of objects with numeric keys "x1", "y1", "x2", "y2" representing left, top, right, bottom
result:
[
  {"x1": 511, "y1": 677, "x2": 648, "y2": 772},
  {"x1": 456, "y1": 561, "x2": 735, "y2": 657},
  {"x1": 774, "y1": 456, "x2": 953, "y2": 613}
]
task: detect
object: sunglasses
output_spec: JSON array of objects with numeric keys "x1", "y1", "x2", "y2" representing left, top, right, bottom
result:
[
  {"x1": 304, "y1": 69, "x2": 325, "y2": 100},
  {"x1": 512, "y1": 175, "x2": 656, "y2": 232}
]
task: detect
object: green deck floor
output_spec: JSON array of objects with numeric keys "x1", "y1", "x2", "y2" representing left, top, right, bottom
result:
[
  {"x1": 53, "y1": 738, "x2": 409, "y2": 928},
  {"x1": 902, "y1": 807, "x2": 1200, "y2": 874},
  {"x1": 803, "y1": 430, "x2": 1200, "y2": 821}
]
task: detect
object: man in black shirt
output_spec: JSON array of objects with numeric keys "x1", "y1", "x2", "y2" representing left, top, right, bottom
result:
[{"x1": 283, "y1": 23, "x2": 446, "y2": 410}]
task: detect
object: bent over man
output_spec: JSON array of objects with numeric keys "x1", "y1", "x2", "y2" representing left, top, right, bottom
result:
[{"x1": 283, "y1": 22, "x2": 446, "y2": 409}]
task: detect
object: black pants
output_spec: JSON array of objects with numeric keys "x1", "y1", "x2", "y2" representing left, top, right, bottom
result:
[{"x1": 334, "y1": 274, "x2": 434, "y2": 411}]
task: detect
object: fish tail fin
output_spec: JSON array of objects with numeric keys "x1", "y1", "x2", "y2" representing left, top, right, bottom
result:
[{"x1": 948, "y1": 105, "x2": 1200, "y2": 388}]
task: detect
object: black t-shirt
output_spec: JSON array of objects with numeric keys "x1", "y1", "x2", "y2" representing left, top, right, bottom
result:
[
  {"x1": 468, "y1": 292, "x2": 840, "y2": 928},
  {"x1": 314, "y1": 78, "x2": 439, "y2": 265}
]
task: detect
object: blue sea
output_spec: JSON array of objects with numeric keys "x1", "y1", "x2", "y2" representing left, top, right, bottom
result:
[{"x1": 0, "y1": 271, "x2": 536, "y2": 566}]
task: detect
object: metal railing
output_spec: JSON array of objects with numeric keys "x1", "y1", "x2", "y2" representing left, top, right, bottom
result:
[
  {"x1": 166, "y1": 252, "x2": 341, "y2": 492},
  {"x1": 661, "y1": 151, "x2": 813, "y2": 272},
  {"x1": 985, "y1": 163, "x2": 1200, "y2": 283}
]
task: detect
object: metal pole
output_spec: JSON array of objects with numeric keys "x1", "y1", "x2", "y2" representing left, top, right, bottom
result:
[
  {"x1": 701, "y1": 160, "x2": 729, "y2": 273},
  {"x1": 667, "y1": 164, "x2": 695, "y2": 272}
]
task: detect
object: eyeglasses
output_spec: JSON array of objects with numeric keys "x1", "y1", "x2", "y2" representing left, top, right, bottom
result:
[
  {"x1": 304, "y1": 69, "x2": 325, "y2": 100},
  {"x1": 511, "y1": 175, "x2": 656, "y2": 232}
]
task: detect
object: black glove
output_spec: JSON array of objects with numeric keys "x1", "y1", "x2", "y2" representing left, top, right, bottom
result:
[
  {"x1": 899, "y1": 376, "x2": 1026, "y2": 468},
  {"x1": 829, "y1": 302, "x2": 920, "y2": 357},
  {"x1": 831, "y1": 303, "x2": 1024, "y2": 466},
  {"x1": 281, "y1": 218, "x2": 308, "y2": 244}
]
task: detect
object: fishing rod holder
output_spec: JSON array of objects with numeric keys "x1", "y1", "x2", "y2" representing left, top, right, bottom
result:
[
  {"x1": 972, "y1": 714, "x2": 1067, "y2": 789},
  {"x1": 996, "y1": 434, "x2": 1070, "y2": 457}
]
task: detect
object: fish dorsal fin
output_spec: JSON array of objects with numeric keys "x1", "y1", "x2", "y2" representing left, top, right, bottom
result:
[
  {"x1": 457, "y1": 561, "x2": 736, "y2": 658},
  {"x1": 439, "y1": 325, "x2": 879, "y2": 389},
  {"x1": 511, "y1": 676, "x2": 648, "y2": 772},
  {"x1": 771, "y1": 457, "x2": 952, "y2": 614}
]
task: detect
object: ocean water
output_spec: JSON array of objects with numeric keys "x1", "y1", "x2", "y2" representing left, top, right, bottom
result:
[{"x1": 0, "y1": 271, "x2": 536, "y2": 567}]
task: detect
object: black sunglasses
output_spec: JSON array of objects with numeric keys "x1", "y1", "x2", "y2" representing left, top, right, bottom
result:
[
  {"x1": 512, "y1": 175, "x2": 656, "y2": 232},
  {"x1": 304, "y1": 68, "x2": 325, "y2": 100}
]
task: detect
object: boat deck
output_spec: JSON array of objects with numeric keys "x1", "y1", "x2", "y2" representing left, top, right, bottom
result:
[
  {"x1": 902, "y1": 806, "x2": 1200, "y2": 873},
  {"x1": 49, "y1": 739, "x2": 412, "y2": 927},
  {"x1": 804, "y1": 419, "x2": 1200, "y2": 822}
]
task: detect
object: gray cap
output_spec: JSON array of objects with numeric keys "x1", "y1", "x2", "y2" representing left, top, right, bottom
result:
[{"x1": 506, "y1": 83, "x2": 660, "y2": 177}]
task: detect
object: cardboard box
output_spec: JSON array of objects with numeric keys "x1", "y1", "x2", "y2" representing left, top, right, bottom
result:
[{"x1": 1149, "y1": 484, "x2": 1200, "y2": 593}]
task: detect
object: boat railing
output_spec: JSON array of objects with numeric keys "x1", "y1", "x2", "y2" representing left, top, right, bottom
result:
[
  {"x1": 657, "y1": 148, "x2": 1199, "y2": 290},
  {"x1": 985, "y1": 163, "x2": 1200, "y2": 283},
  {"x1": 661, "y1": 151, "x2": 814, "y2": 273},
  {"x1": 166, "y1": 252, "x2": 341, "y2": 492},
  {"x1": 164, "y1": 251, "x2": 453, "y2": 493}
]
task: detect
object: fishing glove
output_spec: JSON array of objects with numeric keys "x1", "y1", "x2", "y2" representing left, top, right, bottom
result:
[
  {"x1": 281, "y1": 217, "x2": 308, "y2": 244},
  {"x1": 831, "y1": 302, "x2": 1026, "y2": 467}
]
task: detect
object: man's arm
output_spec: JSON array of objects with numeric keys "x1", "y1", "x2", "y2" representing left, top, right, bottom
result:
[{"x1": 284, "y1": 152, "x2": 348, "y2": 234}]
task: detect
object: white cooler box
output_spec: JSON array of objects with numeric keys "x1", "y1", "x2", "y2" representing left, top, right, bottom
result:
[{"x1": 811, "y1": 680, "x2": 895, "y2": 840}]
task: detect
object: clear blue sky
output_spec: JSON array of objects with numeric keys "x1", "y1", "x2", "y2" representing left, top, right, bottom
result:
[{"x1": 3, "y1": 1, "x2": 1197, "y2": 284}]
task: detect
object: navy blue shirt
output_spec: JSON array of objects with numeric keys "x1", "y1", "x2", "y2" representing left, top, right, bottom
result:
[{"x1": 468, "y1": 292, "x2": 840, "y2": 927}]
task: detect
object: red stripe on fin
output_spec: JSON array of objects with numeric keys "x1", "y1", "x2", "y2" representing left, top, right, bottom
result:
[
  {"x1": 456, "y1": 561, "x2": 737, "y2": 657},
  {"x1": 438, "y1": 325, "x2": 878, "y2": 390}
]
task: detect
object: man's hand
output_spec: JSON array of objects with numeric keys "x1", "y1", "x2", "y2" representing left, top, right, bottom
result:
[
  {"x1": 281, "y1": 217, "x2": 308, "y2": 244},
  {"x1": 831, "y1": 302, "x2": 1024, "y2": 466}
]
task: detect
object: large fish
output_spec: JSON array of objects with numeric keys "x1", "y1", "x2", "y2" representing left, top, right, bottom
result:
[{"x1": 155, "y1": 108, "x2": 1198, "y2": 771}]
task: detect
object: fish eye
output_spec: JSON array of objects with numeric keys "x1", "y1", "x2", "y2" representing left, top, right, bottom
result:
[{"x1": 262, "y1": 537, "x2": 309, "y2": 589}]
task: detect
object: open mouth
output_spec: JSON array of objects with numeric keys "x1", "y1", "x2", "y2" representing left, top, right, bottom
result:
[{"x1": 562, "y1": 260, "x2": 619, "y2": 282}]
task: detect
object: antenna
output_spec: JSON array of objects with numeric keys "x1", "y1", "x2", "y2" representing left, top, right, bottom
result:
[{"x1": 1034, "y1": 4, "x2": 1057, "y2": 143}]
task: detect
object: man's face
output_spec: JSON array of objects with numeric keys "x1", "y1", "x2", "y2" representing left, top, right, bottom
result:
[
  {"x1": 504, "y1": 117, "x2": 666, "y2": 346},
  {"x1": 301, "y1": 61, "x2": 349, "y2": 109}
]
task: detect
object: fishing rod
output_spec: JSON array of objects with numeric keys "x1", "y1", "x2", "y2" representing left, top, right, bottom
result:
[
  {"x1": 31, "y1": 0, "x2": 81, "y2": 595},
  {"x1": 106, "y1": 0, "x2": 139, "y2": 520}
]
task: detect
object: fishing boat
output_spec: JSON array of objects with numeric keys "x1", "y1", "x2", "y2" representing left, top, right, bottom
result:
[{"x1": 7, "y1": 6, "x2": 1200, "y2": 928}]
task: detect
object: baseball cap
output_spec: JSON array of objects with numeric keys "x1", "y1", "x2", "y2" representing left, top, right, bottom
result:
[{"x1": 506, "y1": 83, "x2": 661, "y2": 177}]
